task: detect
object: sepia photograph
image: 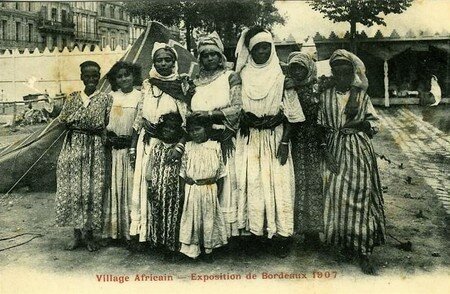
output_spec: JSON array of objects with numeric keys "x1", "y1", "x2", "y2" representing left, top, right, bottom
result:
[{"x1": 0, "y1": 0, "x2": 448, "y2": 293}]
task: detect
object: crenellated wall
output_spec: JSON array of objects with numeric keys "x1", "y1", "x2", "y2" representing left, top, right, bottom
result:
[{"x1": 0, "y1": 44, "x2": 129, "y2": 102}]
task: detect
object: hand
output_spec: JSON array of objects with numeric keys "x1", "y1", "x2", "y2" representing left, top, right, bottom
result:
[
  {"x1": 185, "y1": 177, "x2": 196, "y2": 185},
  {"x1": 342, "y1": 120, "x2": 371, "y2": 135},
  {"x1": 166, "y1": 147, "x2": 182, "y2": 165},
  {"x1": 129, "y1": 149, "x2": 136, "y2": 169},
  {"x1": 192, "y1": 111, "x2": 209, "y2": 119},
  {"x1": 323, "y1": 150, "x2": 338, "y2": 174},
  {"x1": 284, "y1": 77, "x2": 296, "y2": 90},
  {"x1": 276, "y1": 143, "x2": 289, "y2": 166}
]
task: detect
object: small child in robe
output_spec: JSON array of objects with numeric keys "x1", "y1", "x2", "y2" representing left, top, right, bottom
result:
[{"x1": 178, "y1": 115, "x2": 228, "y2": 262}]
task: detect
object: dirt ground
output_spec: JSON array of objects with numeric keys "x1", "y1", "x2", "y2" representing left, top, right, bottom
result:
[{"x1": 0, "y1": 116, "x2": 449, "y2": 291}]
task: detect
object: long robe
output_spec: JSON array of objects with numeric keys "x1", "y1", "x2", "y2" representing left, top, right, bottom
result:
[
  {"x1": 291, "y1": 84, "x2": 324, "y2": 234},
  {"x1": 318, "y1": 87, "x2": 385, "y2": 255},
  {"x1": 103, "y1": 89, "x2": 140, "y2": 240},
  {"x1": 130, "y1": 79, "x2": 188, "y2": 246},
  {"x1": 55, "y1": 90, "x2": 112, "y2": 231},
  {"x1": 235, "y1": 74, "x2": 305, "y2": 238},
  {"x1": 191, "y1": 70, "x2": 241, "y2": 237}
]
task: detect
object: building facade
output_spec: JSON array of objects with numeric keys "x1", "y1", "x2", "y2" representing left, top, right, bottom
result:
[
  {"x1": 71, "y1": 1, "x2": 99, "y2": 51},
  {"x1": 0, "y1": 1, "x2": 179, "y2": 52},
  {"x1": 97, "y1": 2, "x2": 130, "y2": 50},
  {"x1": 0, "y1": 1, "x2": 74, "y2": 52}
]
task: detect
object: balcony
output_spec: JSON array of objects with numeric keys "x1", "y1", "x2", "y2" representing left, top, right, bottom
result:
[
  {"x1": 0, "y1": 38, "x2": 44, "y2": 51},
  {"x1": 37, "y1": 18, "x2": 75, "y2": 34},
  {"x1": 74, "y1": 31, "x2": 100, "y2": 42}
]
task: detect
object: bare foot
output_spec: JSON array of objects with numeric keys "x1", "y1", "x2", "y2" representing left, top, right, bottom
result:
[
  {"x1": 84, "y1": 230, "x2": 99, "y2": 252},
  {"x1": 65, "y1": 237, "x2": 83, "y2": 250},
  {"x1": 65, "y1": 229, "x2": 83, "y2": 251},
  {"x1": 359, "y1": 256, "x2": 378, "y2": 275},
  {"x1": 86, "y1": 239, "x2": 100, "y2": 252}
]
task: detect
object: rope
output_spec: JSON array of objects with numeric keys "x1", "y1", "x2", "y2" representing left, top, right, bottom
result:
[
  {"x1": 0, "y1": 232, "x2": 43, "y2": 241},
  {"x1": 0, "y1": 233, "x2": 43, "y2": 252},
  {"x1": 2, "y1": 130, "x2": 66, "y2": 197}
]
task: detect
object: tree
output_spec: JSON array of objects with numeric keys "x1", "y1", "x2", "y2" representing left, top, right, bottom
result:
[
  {"x1": 309, "y1": 0, "x2": 413, "y2": 52},
  {"x1": 124, "y1": 0, "x2": 285, "y2": 50}
]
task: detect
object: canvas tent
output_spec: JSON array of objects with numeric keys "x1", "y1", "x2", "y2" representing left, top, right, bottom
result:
[{"x1": 0, "y1": 22, "x2": 198, "y2": 194}]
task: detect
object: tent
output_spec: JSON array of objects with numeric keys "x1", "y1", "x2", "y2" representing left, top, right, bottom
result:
[{"x1": 0, "y1": 22, "x2": 198, "y2": 194}]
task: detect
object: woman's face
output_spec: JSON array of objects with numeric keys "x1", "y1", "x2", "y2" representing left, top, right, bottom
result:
[
  {"x1": 188, "y1": 125, "x2": 207, "y2": 143},
  {"x1": 116, "y1": 68, "x2": 134, "y2": 93},
  {"x1": 200, "y1": 49, "x2": 221, "y2": 71},
  {"x1": 288, "y1": 63, "x2": 309, "y2": 83},
  {"x1": 81, "y1": 66, "x2": 100, "y2": 92},
  {"x1": 250, "y1": 42, "x2": 271, "y2": 64},
  {"x1": 154, "y1": 49, "x2": 175, "y2": 76},
  {"x1": 331, "y1": 62, "x2": 354, "y2": 90}
]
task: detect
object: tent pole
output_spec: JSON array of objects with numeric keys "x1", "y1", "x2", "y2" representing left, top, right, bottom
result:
[{"x1": 384, "y1": 59, "x2": 390, "y2": 107}]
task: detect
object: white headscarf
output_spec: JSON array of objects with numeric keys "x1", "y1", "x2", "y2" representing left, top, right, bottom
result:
[
  {"x1": 235, "y1": 29, "x2": 283, "y2": 100},
  {"x1": 149, "y1": 42, "x2": 179, "y2": 81}
]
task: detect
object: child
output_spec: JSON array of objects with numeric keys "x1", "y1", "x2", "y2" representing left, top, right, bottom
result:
[
  {"x1": 145, "y1": 112, "x2": 185, "y2": 260},
  {"x1": 102, "y1": 61, "x2": 142, "y2": 245},
  {"x1": 179, "y1": 116, "x2": 228, "y2": 262}
]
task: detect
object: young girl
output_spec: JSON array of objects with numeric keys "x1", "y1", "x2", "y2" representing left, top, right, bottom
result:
[
  {"x1": 103, "y1": 61, "x2": 142, "y2": 244},
  {"x1": 179, "y1": 116, "x2": 228, "y2": 261},
  {"x1": 145, "y1": 112, "x2": 185, "y2": 260}
]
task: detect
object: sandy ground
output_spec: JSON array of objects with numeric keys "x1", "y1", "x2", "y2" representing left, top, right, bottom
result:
[{"x1": 0, "y1": 114, "x2": 449, "y2": 292}]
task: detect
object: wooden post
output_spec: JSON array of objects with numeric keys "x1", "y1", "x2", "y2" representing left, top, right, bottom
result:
[
  {"x1": 384, "y1": 59, "x2": 390, "y2": 107},
  {"x1": 11, "y1": 103, "x2": 17, "y2": 127}
]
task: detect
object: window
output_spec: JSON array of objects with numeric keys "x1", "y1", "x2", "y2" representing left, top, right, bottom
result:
[
  {"x1": 15, "y1": 22, "x2": 21, "y2": 41},
  {"x1": 82, "y1": 16, "x2": 87, "y2": 33},
  {"x1": 62, "y1": 38, "x2": 66, "y2": 49},
  {"x1": 2, "y1": 20, "x2": 7, "y2": 40},
  {"x1": 101, "y1": 36, "x2": 106, "y2": 48},
  {"x1": 100, "y1": 4, "x2": 105, "y2": 17},
  {"x1": 110, "y1": 6, "x2": 114, "y2": 19},
  {"x1": 28, "y1": 2, "x2": 31, "y2": 11},
  {"x1": 111, "y1": 37, "x2": 116, "y2": 49},
  {"x1": 41, "y1": 6, "x2": 47, "y2": 19},
  {"x1": 28, "y1": 24, "x2": 33, "y2": 42},
  {"x1": 61, "y1": 10, "x2": 67, "y2": 23},
  {"x1": 15, "y1": 2, "x2": 20, "y2": 10},
  {"x1": 119, "y1": 9, "x2": 124, "y2": 20},
  {"x1": 120, "y1": 38, "x2": 124, "y2": 49},
  {"x1": 51, "y1": 8, "x2": 57, "y2": 22}
]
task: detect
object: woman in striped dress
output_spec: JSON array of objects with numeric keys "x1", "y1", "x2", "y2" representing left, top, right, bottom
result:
[{"x1": 317, "y1": 49, "x2": 385, "y2": 274}]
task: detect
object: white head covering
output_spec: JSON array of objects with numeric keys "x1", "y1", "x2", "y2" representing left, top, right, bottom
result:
[
  {"x1": 197, "y1": 31, "x2": 227, "y2": 72},
  {"x1": 149, "y1": 42, "x2": 179, "y2": 81},
  {"x1": 329, "y1": 49, "x2": 368, "y2": 91},
  {"x1": 235, "y1": 29, "x2": 283, "y2": 100}
]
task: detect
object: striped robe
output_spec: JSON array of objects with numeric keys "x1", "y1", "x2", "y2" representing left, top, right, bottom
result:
[{"x1": 317, "y1": 87, "x2": 385, "y2": 256}]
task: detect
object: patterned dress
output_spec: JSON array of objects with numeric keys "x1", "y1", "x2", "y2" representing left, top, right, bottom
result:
[
  {"x1": 55, "y1": 90, "x2": 112, "y2": 231},
  {"x1": 291, "y1": 84, "x2": 324, "y2": 234},
  {"x1": 130, "y1": 79, "x2": 188, "y2": 248},
  {"x1": 179, "y1": 140, "x2": 228, "y2": 258},
  {"x1": 146, "y1": 141, "x2": 184, "y2": 251},
  {"x1": 103, "y1": 89, "x2": 140, "y2": 240},
  {"x1": 318, "y1": 87, "x2": 385, "y2": 256}
]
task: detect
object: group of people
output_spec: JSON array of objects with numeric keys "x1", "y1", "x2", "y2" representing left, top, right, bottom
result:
[{"x1": 54, "y1": 26, "x2": 385, "y2": 274}]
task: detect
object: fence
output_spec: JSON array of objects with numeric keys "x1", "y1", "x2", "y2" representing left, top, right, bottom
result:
[{"x1": 0, "y1": 45, "x2": 129, "y2": 102}]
